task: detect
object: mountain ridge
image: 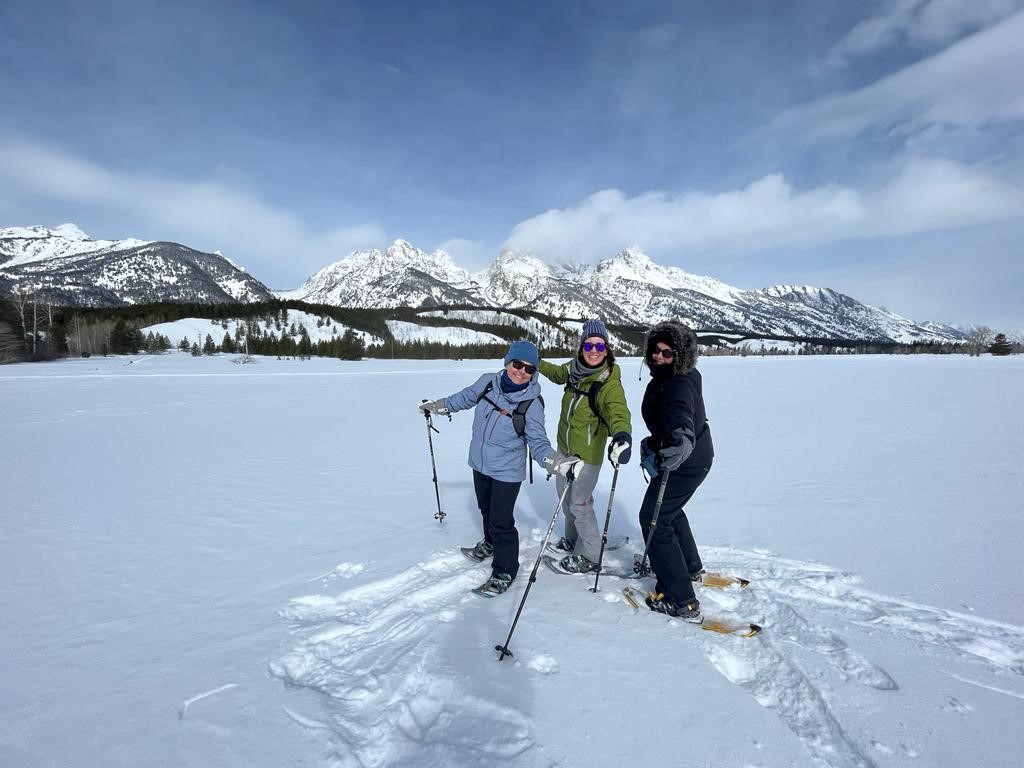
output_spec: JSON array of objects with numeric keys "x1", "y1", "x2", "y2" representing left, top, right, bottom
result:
[{"x1": 1, "y1": 224, "x2": 966, "y2": 343}]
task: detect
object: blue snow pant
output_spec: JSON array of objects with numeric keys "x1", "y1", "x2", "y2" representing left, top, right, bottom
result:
[
  {"x1": 639, "y1": 462, "x2": 711, "y2": 605},
  {"x1": 473, "y1": 470, "x2": 522, "y2": 580}
]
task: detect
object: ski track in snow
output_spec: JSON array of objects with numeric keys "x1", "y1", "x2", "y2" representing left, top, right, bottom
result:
[
  {"x1": 270, "y1": 551, "x2": 535, "y2": 767},
  {"x1": 272, "y1": 543, "x2": 1024, "y2": 768}
]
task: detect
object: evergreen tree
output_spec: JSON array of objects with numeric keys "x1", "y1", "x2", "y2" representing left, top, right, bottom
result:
[
  {"x1": 178, "y1": 338, "x2": 190, "y2": 352},
  {"x1": 338, "y1": 328, "x2": 365, "y2": 360},
  {"x1": 220, "y1": 332, "x2": 237, "y2": 353},
  {"x1": 191, "y1": 341, "x2": 202, "y2": 356},
  {"x1": 989, "y1": 333, "x2": 1013, "y2": 356},
  {"x1": 297, "y1": 329, "x2": 312, "y2": 358},
  {"x1": 202, "y1": 334, "x2": 217, "y2": 355},
  {"x1": 108, "y1": 320, "x2": 143, "y2": 354}
]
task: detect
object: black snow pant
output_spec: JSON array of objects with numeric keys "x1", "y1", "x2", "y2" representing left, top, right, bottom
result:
[
  {"x1": 473, "y1": 470, "x2": 522, "y2": 580},
  {"x1": 639, "y1": 462, "x2": 712, "y2": 606}
]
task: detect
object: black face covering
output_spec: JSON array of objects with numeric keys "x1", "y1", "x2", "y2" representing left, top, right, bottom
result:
[{"x1": 648, "y1": 359, "x2": 674, "y2": 378}]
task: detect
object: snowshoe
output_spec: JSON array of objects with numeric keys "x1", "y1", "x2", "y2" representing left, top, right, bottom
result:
[
  {"x1": 460, "y1": 539, "x2": 493, "y2": 563},
  {"x1": 645, "y1": 592, "x2": 703, "y2": 624},
  {"x1": 471, "y1": 571, "x2": 513, "y2": 598},
  {"x1": 544, "y1": 553, "x2": 598, "y2": 575}
]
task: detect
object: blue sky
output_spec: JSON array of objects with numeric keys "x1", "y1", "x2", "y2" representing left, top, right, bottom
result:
[{"x1": 1, "y1": 0, "x2": 1022, "y2": 330}]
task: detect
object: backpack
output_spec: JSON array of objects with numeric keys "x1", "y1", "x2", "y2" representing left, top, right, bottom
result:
[
  {"x1": 476, "y1": 380, "x2": 543, "y2": 438},
  {"x1": 566, "y1": 378, "x2": 612, "y2": 436}
]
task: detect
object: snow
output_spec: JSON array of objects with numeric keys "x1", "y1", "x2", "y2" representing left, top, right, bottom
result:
[
  {"x1": 144, "y1": 311, "x2": 384, "y2": 347},
  {"x1": 0, "y1": 223, "x2": 150, "y2": 268},
  {"x1": 1, "y1": 353, "x2": 1022, "y2": 768},
  {"x1": 386, "y1": 319, "x2": 505, "y2": 345}
]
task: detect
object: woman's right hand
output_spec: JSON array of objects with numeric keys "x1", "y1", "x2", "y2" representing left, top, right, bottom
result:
[{"x1": 418, "y1": 399, "x2": 449, "y2": 415}]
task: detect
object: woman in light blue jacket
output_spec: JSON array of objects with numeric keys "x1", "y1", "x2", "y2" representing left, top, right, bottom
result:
[{"x1": 419, "y1": 340, "x2": 581, "y2": 597}]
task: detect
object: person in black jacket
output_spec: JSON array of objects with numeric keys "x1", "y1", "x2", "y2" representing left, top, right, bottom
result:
[{"x1": 637, "y1": 319, "x2": 714, "y2": 622}]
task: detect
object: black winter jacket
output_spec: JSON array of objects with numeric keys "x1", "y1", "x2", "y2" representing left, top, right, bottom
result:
[{"x1": 641, "y1": 367, "x2": 714, "y2": 469}]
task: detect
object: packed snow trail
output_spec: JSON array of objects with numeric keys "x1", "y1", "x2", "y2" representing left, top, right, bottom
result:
[
  {"x1": 270, "y1": 550, "x2": 535, "y2": 767},
  {"x1": 272, "y1": 542, "x2": 1024, "y2": 768}
]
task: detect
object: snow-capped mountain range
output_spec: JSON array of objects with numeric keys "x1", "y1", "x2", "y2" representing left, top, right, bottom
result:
[
  {"x1": 0, "y1": 225, "x2": 274, "y2": 306},
  {"x1": 282, "y1": 240, "x2": 964, "y2": 343},
  {"x1": 2, "y1": 225, "x2": 965, "y2": 343}
]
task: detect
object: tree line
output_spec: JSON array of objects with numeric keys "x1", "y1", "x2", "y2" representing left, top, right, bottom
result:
[{"x1": 1, "y1": 293, "x2": 1020, "y2": 364}]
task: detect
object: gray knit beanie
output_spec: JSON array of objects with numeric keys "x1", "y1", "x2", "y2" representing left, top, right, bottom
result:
[{"x1": 580, "y1": 319, "x2": 608, "y2": 344}]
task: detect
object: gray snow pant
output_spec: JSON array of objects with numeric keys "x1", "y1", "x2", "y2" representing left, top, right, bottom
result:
[{"x1": 554, "y1": 461, "x2": 604, "y2": 562}]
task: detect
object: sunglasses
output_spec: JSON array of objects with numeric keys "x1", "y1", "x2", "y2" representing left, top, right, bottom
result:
[
  {"x1": 509, "y1": 359, "x2": 537, "y2": 374},
  {"x1": 650, "y1": 346, "x2": 675, "y2": 359},
  {"x1": 582, "y1": 341, "x2": 607, "y2": 353}
]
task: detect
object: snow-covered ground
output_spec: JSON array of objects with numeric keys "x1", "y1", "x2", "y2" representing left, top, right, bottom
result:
[
  {"x1": 385, "y1": 320, "x2": 504, "y2": 345},
  {"x1": 1, "y1": 353, "x2": 1022, "y2": 768},
  {"x1": 145, "y1": 310, "x2": 384, "y2": 348}
]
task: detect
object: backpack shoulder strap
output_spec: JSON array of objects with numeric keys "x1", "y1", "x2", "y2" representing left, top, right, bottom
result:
[
  {"x1": 476, "y1": 380, "x2": 494, "y2": 402},
  {"x1": 587, "y1": 380, "x2": 612, "y2": 434},
  {"x1": 477, "y1": 380, "x2": 541, "y2": 439},
  {"x1": 510, "y1": 394, "x2": 542, "y2": 438}
]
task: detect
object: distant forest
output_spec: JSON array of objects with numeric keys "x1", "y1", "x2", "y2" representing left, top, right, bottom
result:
[{"x1": 0, "y1": 294, "x2": 1018, "y2": 364}]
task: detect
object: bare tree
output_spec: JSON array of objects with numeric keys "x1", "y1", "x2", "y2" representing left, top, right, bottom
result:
[
  {"x1": 0, "y1": 295, "x2": 25, "y2": 363},
  {"x1": 965, "y1": 325, "x2": 994, "y2": 357}
]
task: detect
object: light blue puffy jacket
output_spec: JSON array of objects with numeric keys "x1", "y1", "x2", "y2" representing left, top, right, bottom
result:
[{"x1": 444, "y1": 372, "x2": 556, "y2": 483}]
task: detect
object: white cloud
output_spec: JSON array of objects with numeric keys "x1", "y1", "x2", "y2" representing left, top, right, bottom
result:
[
  {"x1": 781, "y1": 10, "x2": 1024, "y2": 143},
  {"x1": 819, "y1": 0, "x2": 1024, "y2": 73},
  {"x1": 0, "y1": 139, "x2": 388, "y2": 283},
  {"x1": 503, "y1": 158, "x2": 1024, "y2": 261},
  {"x1": 433, "y1": 237, "x2": 493, "y2": 270}
]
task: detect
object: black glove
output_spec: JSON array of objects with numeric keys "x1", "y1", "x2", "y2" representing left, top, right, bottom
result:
[{"x1": 607, "y1": 431, "x2": 632, "y2": 465}]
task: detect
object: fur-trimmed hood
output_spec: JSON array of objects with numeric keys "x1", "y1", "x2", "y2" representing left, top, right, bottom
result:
[{"x1": 644, "y1": 320, "x2": 699, "y2": 375}]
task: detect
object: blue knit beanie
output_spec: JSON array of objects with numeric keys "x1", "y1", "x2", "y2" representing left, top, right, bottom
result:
[
  {"x1": 504, "y1": 340, "x2": 539, "y2": 367},
  {"x1": 581, "y1": 319, "x2": 608, "y2": 344}
]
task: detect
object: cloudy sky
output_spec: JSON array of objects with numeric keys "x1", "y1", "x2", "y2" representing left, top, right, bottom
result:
[{"x1": 2, "y1": 0, "x2": 1022, "y2": 329}]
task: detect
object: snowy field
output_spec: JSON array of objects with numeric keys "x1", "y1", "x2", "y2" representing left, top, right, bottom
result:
[{"x1": 2, "y1": 352, "x2": 1023, "y2": 768}]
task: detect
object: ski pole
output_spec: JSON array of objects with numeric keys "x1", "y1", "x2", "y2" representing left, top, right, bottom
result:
[
  {"x1": 421, "y1": 401, "x2": 450, "y2": 523},
  {"x1": 495, "y1": 473, "x2": 574, "y2": 661},
  {"x1": 633, "y1": 469, "x2": 672, "y2": 577},
  {"x1": 589, "y1": 460, "x2": 620, "y2": 593}
]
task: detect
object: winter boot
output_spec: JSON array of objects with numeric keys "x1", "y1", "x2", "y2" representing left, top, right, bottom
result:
[
  {"x1": 461, "y1": 539, "x2": 494, "y2": 563},
  {"x1": 645, "y1": 592, "x2": 703, "y2": 623},
  {"x1": 690, "y1": 568, "x2": 706, "y2": 584},
  {"x1": 472, "y1": 571, "x2": 513, "y2": 597},
  {"x1": 553, "y1": 536, "x2": 575, "y2": 552},
  {"x1": 558, "y1": 553, "x2": 598, "y2": 574}
]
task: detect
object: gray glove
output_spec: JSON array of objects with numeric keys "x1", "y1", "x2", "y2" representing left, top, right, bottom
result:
[
  {"x1": 418, "y1": 398, "x2": 449, "y2": 415},
  {"x1": 656, "y1": 427, "x2": 694, "y2": 472},
  {"x1": 545, "y1": 452, "x2": 585, "y2": 480}
]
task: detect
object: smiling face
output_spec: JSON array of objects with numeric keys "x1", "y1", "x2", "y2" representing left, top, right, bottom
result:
[
  {"x1": 505, "y1": 359, "x2": 534, "y2": 384},
  {"x1": 580, "y1": 336, "x2": 608, "y2": 366},
  {"x1": 649, "y1": 342, "x2": 675, "y2": 368}
]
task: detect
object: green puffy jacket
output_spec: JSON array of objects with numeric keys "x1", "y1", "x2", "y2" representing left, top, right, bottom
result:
[{"x1": 538, "y1": 359, "x2": 632, "y2": 466}]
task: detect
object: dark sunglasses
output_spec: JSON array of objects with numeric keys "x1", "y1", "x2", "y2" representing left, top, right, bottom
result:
[
  {"x1": 510, "y1": 359, "x2": 537, "y2": 374},
  {"x1": 650, "y1": 346, "x2": 675, "y2": 359},
  {"x1": 582, "y1": 341, "x2": 607, "y2": 353}
]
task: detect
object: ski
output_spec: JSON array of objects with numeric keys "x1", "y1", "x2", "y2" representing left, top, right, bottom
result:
[
  {"x1": 615, "y1": 555, "x2": 750, "y2": 588},
  {"x1": 623, "y1": 586, "x2": 761, "y2": 637},
  {"x1": 695, "y1": 571, "x2": 750, "y2": 589},
  {"x1": 606, "y1": 567, "x2": 750, "y2": 587}
]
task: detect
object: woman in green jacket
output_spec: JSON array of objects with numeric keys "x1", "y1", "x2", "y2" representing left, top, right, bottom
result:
[{"x1": 538, "y1": 319, "x2": 633, "y2": 573}]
